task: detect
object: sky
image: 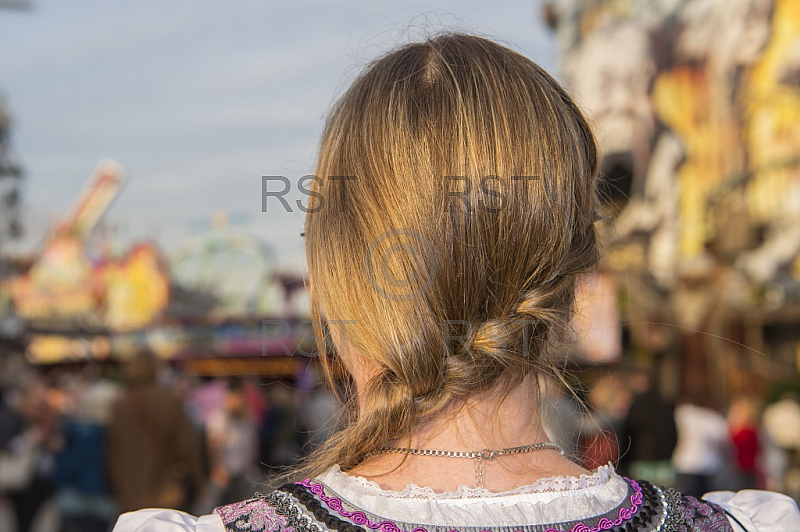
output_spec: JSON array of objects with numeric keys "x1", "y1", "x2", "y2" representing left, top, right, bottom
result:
[{"x1": 0, "y1": 0, "x2": 557, "y2": 273}]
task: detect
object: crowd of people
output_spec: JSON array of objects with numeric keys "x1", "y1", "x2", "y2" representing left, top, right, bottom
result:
[
  {"x1": 546, "y1": 365, "x2": 800, "y2": 503},
  {"x1": 1, "y1": 350, "x2": 799, "y2": 531},
  {"x1": 0, "y1": 352, "x2": 339, "y2": 532}
]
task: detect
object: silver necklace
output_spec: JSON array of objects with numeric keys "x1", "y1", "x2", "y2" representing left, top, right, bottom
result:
[{"x1": 368, "y1": 442, "x2": 566, "y2": 488}]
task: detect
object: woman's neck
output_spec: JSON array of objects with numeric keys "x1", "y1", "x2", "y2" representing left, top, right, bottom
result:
[{"x1": 347, "y1": 378, "x2": 590, "y2": 492}]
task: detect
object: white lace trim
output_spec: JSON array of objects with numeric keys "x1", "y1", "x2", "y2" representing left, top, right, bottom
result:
[
  {"x1": 321, "y1": 463, "x2": 615, "y2": 500},
  {"x1": 315, "y1": 463, "x2": 630, "y2": 527}
]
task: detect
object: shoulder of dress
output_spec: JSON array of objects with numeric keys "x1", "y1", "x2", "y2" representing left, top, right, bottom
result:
[
  {"x1": 702, "y1": 489, "x2": 800, "y2": 532},
  {"x1": 214, "y1": 482, "x2": 354, "y2": 532},
  {"x1": 659, "y1": 486, "x2": 736, "y2": 531},
  {"x1": 214, "y1": 494, "x2": 292, "y2": 532},
  {"x1": 112, "y1": 509, "x2": 225, "y2": 532}
]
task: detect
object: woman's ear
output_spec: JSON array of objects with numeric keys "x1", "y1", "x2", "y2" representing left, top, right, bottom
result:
[
  {"x1": 328, "y1": 324, "x2": 365, "y2": 377},
  {"x1": 328, "y1": 323, "x2": 380, "y2": 397}
]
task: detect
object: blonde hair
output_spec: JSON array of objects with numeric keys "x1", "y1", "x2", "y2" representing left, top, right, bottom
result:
[{"x1": 301, "y1": 33, "x2": 601, "y2": 477}]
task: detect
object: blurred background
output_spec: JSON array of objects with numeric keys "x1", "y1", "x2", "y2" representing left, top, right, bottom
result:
[{"x1": 0, "y1": 0, "x2": 799, "y2": 530}]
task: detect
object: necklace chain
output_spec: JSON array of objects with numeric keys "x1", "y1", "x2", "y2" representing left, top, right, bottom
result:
[{"x1": 367, "y1": 442, "x2": 566, "y2": 488}]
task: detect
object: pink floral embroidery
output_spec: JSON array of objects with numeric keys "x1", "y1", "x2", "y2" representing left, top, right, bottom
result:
[
  {"x1": 541, "y1": 479, "x2": 643, "y2": 532},
  {"x1": 299, "y1": 479, "x2": 403, "y2": 532},
  {"x1": 215, "y1": 498, "x2": 292, "y2": 532},
  {"x1": 678, "y1": 495, "x2": 733, "y2": 531}
]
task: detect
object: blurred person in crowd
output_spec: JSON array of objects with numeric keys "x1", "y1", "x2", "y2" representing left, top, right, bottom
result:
[
  {"x1": 242, "y1": 379, "x2": 267, "y2": 428},
  {"x1": 51, "y1": 371, "x2": 120, "y2": 532},
  {"x1": 578, "y1": 371, "x2": 630, "y2": 469},
  {"x1": 185, "y1": 377, "x2": 227, "y2": 429},
  {"x1": 106, "y1": 351, "x2": 206, "y2": 513},
  {"x1": 0, "y1": 374, "x2": 61, "y2": 532},
  {"x1": 205, "y1": 379, "x2": 259, "y2": 507},
  {"x1": 762, "y1": 392, "x2": 800, "y2": 501},
  {"x1": 726, "y1": 396, "x2": 762, "y2": 491},
  {"x1": 297, "y1": 380, "x2": 342, "y2": 454},
  {"x1": 258, "y1": 383, "x2": 302, "y2": 475},
  {"x1": 182, "y1": 376, "x2": 226, "y2": 483},
  {"x1": 758, "y1": 418, "x2": 790, "y2": 496},
  {"x1": 672, "y1": 394, "x2": 729, "y2": 497},
  {"x1": 0, "y1": 380, "x2": 25, "y2": 472},
  {"x1": 0, "y1": 374, "x2": 62, "y2": 532},
  {"x1": 617, "y1": 364, "x2": 677, "y2": 487}
]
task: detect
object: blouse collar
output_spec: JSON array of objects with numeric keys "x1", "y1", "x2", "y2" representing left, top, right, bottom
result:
[
  {"x1": 312, "y1": 463, "x2": 633, "y2": 528},
  {"x1": 318, "y1": 463, "x2": 618, "y2": 500}
]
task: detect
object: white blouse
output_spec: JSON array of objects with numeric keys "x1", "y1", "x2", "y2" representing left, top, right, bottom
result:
[{"x1": 113, "y1": 463, "x2": 799, "y2": 532}]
